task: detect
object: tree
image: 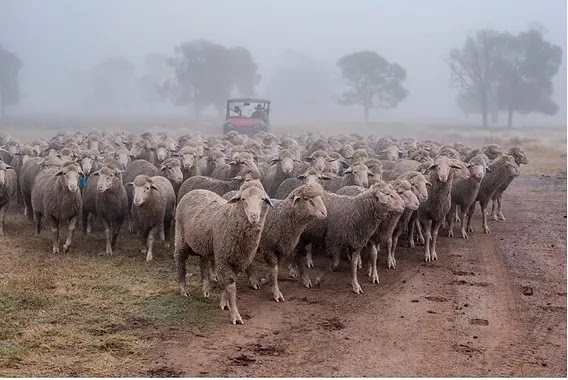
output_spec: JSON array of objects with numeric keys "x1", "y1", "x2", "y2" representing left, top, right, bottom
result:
[
  {"x1": 494, "y1": 29, "x2": 562, "y2": 127},
  {"x1": 336, "y1": 51, "x2": 408, "y2": 123},
  {"x1": 138, "y1": 53, "x2": 170, "y2": 104},
  {"x1": 88, "y1": 57, "x2": 135, "y2": 112},
  {"x1": 166, "y1": 40, "x2": 260, "y2": 119},
  {"x1": 445, "y1": 29, "x2": 506, "y2": 127},
  {"x1": 0, "y1": 45, "x2": 22, "y2": 117}
]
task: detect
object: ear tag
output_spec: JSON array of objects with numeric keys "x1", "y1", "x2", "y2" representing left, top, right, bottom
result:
[{"x1": 80, "y1": 176, "x2": 87, "y2": 188}]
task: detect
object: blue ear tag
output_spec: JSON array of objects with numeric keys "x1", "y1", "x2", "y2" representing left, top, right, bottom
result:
[
  {"x1": 340, "y1": 161, "x2": 350, "y2": 169},
  {"x1": 80, "y1": 176, "x2": 87, "y2": 188}
]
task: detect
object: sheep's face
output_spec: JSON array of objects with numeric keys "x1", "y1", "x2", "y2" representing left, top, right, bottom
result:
[
  {"x1": 468, "y1": 163, "x2": 486, "y2": 181},
  {"x1": 80, "y1": 157, "x2": 94, "y2": 176},
  {"x1": 32, "y1": 144, "x2": 42, "y2": 156},
  {"x1": 427, "y1": 158, "x2": 462, "y2": 183},
  {"x1": 129, "y1": 143, "x2": 144, "y2": 157},
  {"x1": 326, "y1": 159, "x2": 340, "y2": 175},
  {"x1": 160, "y1": 160, "x2": 183, "y2": 184},
  {"x1": 179, "y1": 151, "x2": 197, "y2": 170},
  {"x1": 451, "y1": 162, "x2": 470, "y2": 180},
  {"x1": 156, "y1": 146, "x2": 169, "y2": 162},
  {"x1": 58, "y1": 149, "x2": 75, "y2": 163},
  {"x1": 294, "y1": 194, "x2": 327, "y2": 220},
  {"x1": 212, "y1": 152, "x2": 226, "y2": 167},
  {"x1": 115, "y1": 150, "x2": 130, "y2": 169},
  {"x1": 273, "y1": 152, "x2": 296, "y2": 174},
  {"x1": 343, "y1": 163, "x2": 373, "y2": 188},
  {"x1": 510, "y1": 148, "x2": 529, "y2": 165},
  {"x1": 306, "y1": 152, "x2": 328, "y2": 172},
  {"x1": 132, "y1": 181, "x2": 157, "y2": 206},
  {"x1": 89, "y1": 140, "x2": 100, "y2": 152},
  {"x1": 7, "y1": 144, "x2": 18, "y2": 155},
  {"x1": 0, "y1": 163, "x2": 11, "y2": 185},
  {"x1": 56, "y1": 164, "x2": 83, "y2": 193},
  {"x1": 396, "y1": 185, "x2": 420, "y2": 211},
  {"x1": 96, "y1": 167, "x2": 120, "y2": 193},
  {"x1": 384, "y1": 186, "x2": 406, "y2": 213},
  {"x1": 341, "y1": 146, "x2": 355, "y2": 159},
  {"x1": 382, "y1": 146, "x2": 400, "y2": 161},
  {"x1": 410, "y1": 178, "x2": 430, "y2": 203},
  {"x1": 229, "y1": 186, "x2": 271, "y2": 226}
]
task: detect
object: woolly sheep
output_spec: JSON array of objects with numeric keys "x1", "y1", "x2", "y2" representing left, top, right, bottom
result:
[
  {"x1": 175, "y1": 181, "x2": 274, "y2": 324},
  {"x1": 127, "y1": 175, "x2": 176, "y2": 261},
  {"x1": 0, "y1": 162, "x2": 16, "y2": 236},
  {"x1": 19, "y1": 156, "x2": 63, "y2": 221},
  {"x1": 324, "y1": 162, "x2": 373, "y2": 192},
  {"x1": 274, "y1": 166, "x2": 331, "y2": 199},
  {"x1": 31, "y1": 162, "x2": 84, "y2": 253},
  {"x1": 210, "y1": 151, "x2": 258, "y2": 181},
  {"x1": 261, "y1": 149, "x2": 300, "y2": 197},
  {"x1": 490, "y1": 147, "x2": 529, "y2": 221}
]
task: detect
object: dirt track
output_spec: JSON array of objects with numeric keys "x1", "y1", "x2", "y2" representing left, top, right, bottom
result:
[{"x1": 147, "y1": 175, "x2": 567, "y2": 377}]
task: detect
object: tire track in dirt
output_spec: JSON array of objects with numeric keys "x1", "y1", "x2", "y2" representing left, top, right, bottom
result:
[{"x1": 147, "y1": 176, "x2": 566, "y2": 377}]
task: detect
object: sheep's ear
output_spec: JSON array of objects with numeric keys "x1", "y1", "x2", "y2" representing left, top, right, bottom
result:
[
  {"x1": 92, "y1": 170, "x2": 101, "y2": 176},
  {"x1": 270, "y1": 158, "x2": 281, "y2": 164},
  {"x1": 340, "y1": 161, "x2": 350, "y2": 169},
  {"x1": 425, "y1": 181, "x2": 432, "y2": 186},
  {"x1": 264, "y1": 196, "x2": 276, "y2": 209},
  {"x1": 55, "y1": 170, "x2": 64, "y2": 176},
  {"x1": 231, "y1": 175, "x2": 243, "y2": 181},
  {"x1": 342, "y1": 167, "x2": 353, "y2": 174},
  {"x1": 376, "y1": 191, "x2": 389, "y2": 204},
  {"x1": 297, "y1": 174, "x2": 307, "y2": 179},
  {"x1": 4, "y1": 165, "x2": 12, "y2": 169},
  {"x1": 467, "y1": 164, "x2": 473, "y2": 168},
  {"x1": 229, "y1": 160, "x2": 238, "y2": 165},
  {"x1": 150, "y1": 184, "x2": 159, "y2": 190},
  {"x1": 125, "y1": 182, "x2": 134, "y2": 187},
  {"x1": 426, "y1": 164, "x2": 438, "y2": 172},
  {"x1": 78, "y1": 171, "x2": 86, "y2": 178},
  {"x1": 368, "y1": 171, "x2": 375, "y2": 177},
  {"x1": 303, "y1": 157, "x2": 313, "y2": 162},
  {"x1": 228, "y1": 193, "x2": 241, "y2": 203},
  {"x1": 450, "y1": 164, "x2": 462, "y2": 169},
  {"x1": 320, "y1": 175, "x2": 332, "y2": 180},
  {"x1": 293, "y1": 194, "x2": 301, "y2": 203},
  {"x1": 485, "y1": 167, "x2": 492, "y2": 173},
  {"x1": 170, "y1": 152, "x2": 180, "y2": 157}
]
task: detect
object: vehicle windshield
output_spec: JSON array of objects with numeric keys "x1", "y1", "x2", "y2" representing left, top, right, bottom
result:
[{"x1": 228, "y1": 102, "x2": 267, "y2": 119}]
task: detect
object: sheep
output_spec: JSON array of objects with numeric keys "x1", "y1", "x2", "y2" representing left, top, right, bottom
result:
[
  {"x1": 299, "y1": 150, "x2": 332, "y2": 174},
  {"x1": 176, "y1": 167, "x2": 261, "y2": 203},
  {"x1": 9, "y1": 145, "x2": 35, "y2": 205},
  {"x1": 261, "y1": 149, "x2": 300, "y2": 197},
  {"x1": 327, "y1": 152, "x2": 345, "y2": 175},
  {"x1": 113, "y1": 147, "x2": 132, "y2": 170},
  {"x1": 391, "y1": 171, "x2": 430, "y2": 257},
  {"x1": 482, "y1": 144, "x2": 503, "y2": 160},
  {"x1": 129, "y1": 137, "x2": 157, "y2": 164},
  {"x1": 362, "y1": 178, "x2": 420, "y2": 277},
  {"x1": 0, "y1": 162, "x2": 16, "y2": 236},
  {"x1": 31, "y1": 162, "x2": 84, "y2": 253},
  {"x1": 175, "y1": 146, "x2": 201, "y2": 181},
  {"x1": 447, "y1": 155, "x2": 490, "y2": 239},
  {"x1": 199, "y1": 149, "x2": 226, "y2": 176},
  {"x1": 19, "y1": 156, "x2": 63, "y2": 221},
  {"x1": 90, "y1": 164, "x2": 128, "y2": 254},
  {"x1": 324, "y1": 162, "x2": 373, "y2": 193},
  {"x1": 77, "y1": 149, "x2": 99, "y2": 176},
  {"x1": 466, "y1": 155, "x2": 520, "y2": 234},
  {"x1": 247, "y1": 183, "x2": 327, "y2": 302},
  {"x1": 274, "y1": 166, "x2": 331, "y2": 199},
  {"x1": 174, "y1": 181, "x2": 274, "y2": 325},
  {"x1": 490, "y1": 147, "x2": 529, "y2": 221},
  {"x1": 293, "y1": 180, "x2": 405, "y2": 294},
  {"x1": 126, "y1": 175, "x2": 176, "y2": 261},
  {"x1": 418, "y1": 156, "x2": 467, "y2": 262},
  {"x1": 210, "y1": 151, "x2": 258, "y2": 181}
]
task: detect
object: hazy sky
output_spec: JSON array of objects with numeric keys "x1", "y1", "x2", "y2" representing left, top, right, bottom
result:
[{"x1": 0, "y1": 0, "x2": 566, "y2": 124}]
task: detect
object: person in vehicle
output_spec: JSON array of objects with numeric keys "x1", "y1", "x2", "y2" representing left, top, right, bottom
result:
[
  {"x1": 251, "y1": 104, "x2": 265, "y2": 119},
  {"x1": 232, "y1": 105, "x2": 242, "y2": 116}
]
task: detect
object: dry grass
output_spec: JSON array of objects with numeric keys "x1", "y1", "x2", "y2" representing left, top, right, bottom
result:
[{"x1": 0, "y1": 211, "x2": 218, "y2": 377}]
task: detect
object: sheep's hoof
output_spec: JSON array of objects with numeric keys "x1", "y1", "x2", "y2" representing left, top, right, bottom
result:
[
  {"x1": 141, "y1": 247, "x2": 147, "y2": 254},
  {"x1": 498, "y1": 213, "x2": 506, "y2": 221},
  {"x1": 461, "y1": 231, "x2": 469, "y2": 239},
  {"x1": 53, "y1": 247, "x2": 60, "y2": 254},
  {"x1": 260, "y1": 277, "x2": 269, "y2": 286},
  {"x1": 431, "y1": 252, "x2": 438, "y2": 261},
  {"x1": 146, "y1": 253, "x2": 153, "y2": 261},
  {"x1": 231, "y1": 313, "x2": 244, "y2": 325},
  {"x1": 367, "y1": 267, "x2": 372, "y2": 277},
  {"x1": 62, "y1": 245, "x2": 70, "y2": 253},
  {"x1": 352, "y1": 282, "x2": 364, "y2": 294},
  {"x1": 164, "y1": 242, "x2": 171, "y2": 248},
  {"x1": 249, "y1": 278, "x2": 260, "y2": 290},
  {"x1": 371, "y1": 273, "x2": 380, "y2": 284},
  {"x1": 483, "y1": 227, "x2": 491, "y2": 234},
  {"x1": 409, "y1": 241, "x2": 416, "y2": 249},
  {"x1": 288, "y1": 267, "x2": 298, "y2": 279},
  {"x1": 303, "y1": 276, "x2": 313, "y2": 289},
  {"x1": 448, "y1": 230, "x2": 454, "y2": 238},
  {"x1": 220, "y1": 300, "x2": 230, "y2": 310},
  {"x1": 180, "y1": 290, "x2": 189, "y2": 297},
  {"x1": 306, "y1": 259, "x2": 315, "y2": 269},
  {"x1": 491, "y1": 214, "x2": 499, "y2": 221},
  {"x1": 203, "y1": 291, "x2": 209, "y2": 298},
  {"x1": 273, "y1": 290, "x2": 285, "y2": 302},
  {"x1": 387, "y1": 257, "x2": 396, "y2": 269},
  {"x1": 425, "y1": 255, "x2": 431, "y2": 262},
  {"x1": 467, "y1": 226, "x2": 474, "y2": 233}
]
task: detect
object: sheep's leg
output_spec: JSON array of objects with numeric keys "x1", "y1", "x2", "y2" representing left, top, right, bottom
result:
[
  {"x1": 454, "y1": 206, "x2": 461, "y2": 223},
  {"x1": 145, "y1": 227, "x2": 157, "y2": 261},
  {"x1": 466, "y1": 203, "x2": 475, "y2": 233},
  {"x1": 350, "y1": 248, "x2": 364, "y2": 294},
  {"x1": 34, "y1": 212, "x2": 42, "y2": 236},
  {"x1": 422, "y1": 219, "x2": 432, "y2": 262},
  {"x1": 287, "y1": 261, "x2": 299, "y2": 279},
  {"x1": 392, "y1": 230, "x2": 401, "y2": 259},
  {"x1": 163, "y1": 218, "x2": 173, "y2": 248},
  {"x1": 86, "y1": 213, "x2": 93, "y2": 234},
  {"x1": 209, "y1": 260, "x2": 218, "y2": 282},
  {"x1": 226, "y1": 281, "x2": 243, "y2": 325},
  {"x1": 314, "y1": 245, "x2": 341, "y2": 288},
  {"x1": 430, "y1": 220, "x2": 441, "y2": 261},
  {"x1": 265, "y1": 253, "x2": 284, "y2": 302},
  {"x1": 306, "y1": 244, "x2": 314, "y2": 269},
  {"x1": 199, "y1": 256, "x2": 211, "y2": 298},
  {"x1": 111, "y1": 221, "x2": 121, "y2": 249},
  {"x1": 50, "y1": 217, "x2": 60, "y2": 254},
  {"x1": 369, "y1": 243, "x2": 380, "y2": 282},
  {"x1": 158, "y1": 222, "x2": 165, "y2": 241},
  {"x1": 174, "y1": 246, "x2": 190, "y2": 296},
  {"x1": 246, "y1": 264, "x2": 260, "y2": 290},
  {"x1": 62, "y1": 216, "x2": 77, "y2": 253},
  {"x1": 82, "y1": 210, "x2": 89, "y2": 234},
  {"x1": 496, "y1": 194, "x2": 506, "y2": 220},
  {"x1": 408, "y1": 213, "x2": 417, "y2": 248},
  {"x1": 102, "y1": 219, "x2": 113, "y2": 255},
  {"x1": 0, "y1": 204, "x2": 6, "y2": 236},
  {"x1": 294, "y1": 241, "x2": 312, "y2": 288},
  {"x1": 217, "y1": 268, "x2": 242, "y2": 325},
  {"x1": 457, "y1": 208, "x2": 468, "y2": 238},
  {"x1": 25, "y1": 196, "x2": 33, "y2": 222},
  {"x1": 219, "y1": 289, "x2": 229, "y2": 310},
  {"x1": 360, "y1": 243, "x2": 372, "y2": 277},
  {"x1": 447, "y1": 204, "x2": 456, "y2": 238},
  {"x1": 491, "y1": 197, "x2": 498, "y2": 220},
  {"x1": 480, "y1": 202, "x2": 491, "y2": 234},
  {"x1": 416, "y1": 219, "x2": 425, "y2": 246}
]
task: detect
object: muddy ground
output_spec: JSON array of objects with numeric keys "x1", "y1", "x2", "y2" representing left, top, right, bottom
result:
[{"x1": 146, "y1": 174, "x2": 567, "y2": 377}]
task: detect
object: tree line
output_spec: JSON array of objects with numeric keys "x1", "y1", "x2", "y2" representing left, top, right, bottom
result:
[{"x1": 0, "y1": 27, "x2": 562, "y2": 127}]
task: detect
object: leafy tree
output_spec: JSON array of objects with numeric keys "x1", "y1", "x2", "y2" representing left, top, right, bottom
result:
[
  {"x1": 88, "y1": 57, "x2": 134, "y2": 111},
  {"x1": 0, "y1": 45, "x2": 22, "y2": 117},
  {"x1": 445, "y1": 29, "x2": 505, "y2": 127},
  {"x1": 494, "y1": 29, "x2": 562, "y2": 127},
  {"x1": 138, "y1": 53, "x2": 170, "y2": 104},
  {"x1": 166, "y1": 40, "x2": 260, "y2": 119},
  {"x1": 336, "y1": 51, "x2": 408, "y2": 123}
]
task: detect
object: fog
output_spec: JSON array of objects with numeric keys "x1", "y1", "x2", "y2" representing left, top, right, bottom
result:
[{"x1": 1, "y1": 0, "x2": 566, "y2": 125}]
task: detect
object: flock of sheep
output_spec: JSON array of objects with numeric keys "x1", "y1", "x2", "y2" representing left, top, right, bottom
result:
[{"x1": 0, "y1": 129, "x2": 528, "y2": 325}]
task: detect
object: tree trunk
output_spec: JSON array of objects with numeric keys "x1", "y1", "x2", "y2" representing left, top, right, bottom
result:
[
  {"x1": 363, "y1": 106, "x2": 369, "y2": 125},
  {"x1": 0, "y1": 91, "x2": 4, "y2": 118},
  {"x1": 480, "y1": 91, "x2": 488, "y2": 127},
  {"x1": 507, "y1": 105, "x2": 514, "y2": 128}
]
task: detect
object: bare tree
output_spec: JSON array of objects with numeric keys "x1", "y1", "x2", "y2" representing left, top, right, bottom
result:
[{"x1": 0, "y1": 45, "x2": 22, "y2": 117}]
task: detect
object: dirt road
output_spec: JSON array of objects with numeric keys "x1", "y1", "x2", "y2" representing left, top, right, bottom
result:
[{"x1": 146, "y1": 175, "x2": 566, "y2": 377}]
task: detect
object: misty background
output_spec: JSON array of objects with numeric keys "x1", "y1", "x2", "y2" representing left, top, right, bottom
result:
[{"x1": 0, "y1": 0, "x2": 566, "y2": 125}]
